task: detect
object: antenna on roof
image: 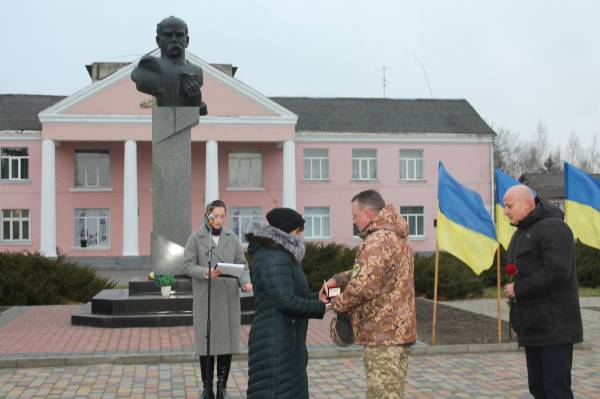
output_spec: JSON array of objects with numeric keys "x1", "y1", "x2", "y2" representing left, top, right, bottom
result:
[
  {"x1": 382, "y1": 66, "x2": 388, "y2": 98},
  {"x1": 413, "y1": 54, "x2": 433, "y2": 98}
]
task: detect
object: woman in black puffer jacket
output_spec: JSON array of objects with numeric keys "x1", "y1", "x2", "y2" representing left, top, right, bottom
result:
[{"x1": 245, "y1": 208, "x2": 327, "y2": 399}]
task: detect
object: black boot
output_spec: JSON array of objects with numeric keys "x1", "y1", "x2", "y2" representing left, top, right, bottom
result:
[
  {"x1": 199, "y1": 356, "x2": 215, "y2": 399},
  {"x1": 216, "y1": 354, "x2": 232, "y2": 399}
]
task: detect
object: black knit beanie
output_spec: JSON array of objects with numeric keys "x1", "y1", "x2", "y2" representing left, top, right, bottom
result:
[{"x1": 266, "y1": 208, "x2": 305, "y2": 234}]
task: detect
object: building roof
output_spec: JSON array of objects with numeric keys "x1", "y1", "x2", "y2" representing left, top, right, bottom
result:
[
  {"x1": 520, "y1": 173, "x2": 565, "y2": 199},
  {"x1": 520, "y1": 172, "x2": 600, "y2": 199},
  {"x1": 270, "y1": 97, "x2": 495, "y2": 135},
  {"x1": 1, "y1": 94, "x2": 495, "y2": 136},
  {"x1": 0, "y1": 94, "x2": 66, "y2": 131}
]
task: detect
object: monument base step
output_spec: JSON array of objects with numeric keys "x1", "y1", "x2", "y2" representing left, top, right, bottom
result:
[
  {"x1": 89, "y1": 288, "x2": 255, "y2": 314},
  {"x1": 129, "y1": 277, "x2": 192, "y2": 295},
  {"x1": 72, "y1": 303, "x2": 254, "y2": 328}
]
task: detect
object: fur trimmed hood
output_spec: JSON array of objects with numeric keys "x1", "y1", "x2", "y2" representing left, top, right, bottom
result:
[{"x1": 245, "y1": 221, "x2": 305, "y2": 262}]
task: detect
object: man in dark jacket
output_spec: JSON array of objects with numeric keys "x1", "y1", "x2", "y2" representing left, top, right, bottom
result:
[{"x1": 503, "y1": 185, "x2": 583, "y2": 399}]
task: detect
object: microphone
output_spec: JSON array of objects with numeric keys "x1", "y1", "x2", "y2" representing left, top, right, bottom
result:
[{"x1": 207, "y1": 214, "x2": 215, "y2": 225}]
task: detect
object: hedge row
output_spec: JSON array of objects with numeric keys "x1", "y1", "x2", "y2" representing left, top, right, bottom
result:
[
  {"x1": 0, "y1": 252, "x2": 116, "y2": 306},
  {"x1": 478, "y1": 241, "x2": 600, "y2": 289},
  {"x1": 302, "y1": 242, "x2": 486, "y2": 299},
  {"x1": 2, "y1": 240, "x2": 597, "y2": 305},
  {"x1": 302, "y1": 240, "x2": 599, "y2": 300}
]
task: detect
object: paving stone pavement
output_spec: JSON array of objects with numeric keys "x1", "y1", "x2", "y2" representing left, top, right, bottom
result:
[
  {"x1": 444, "y1": 297, "x2": 600, "y2": 341},
  {"x1": 1, "y1": 297, "x2": 598, "y2": 397},
  {"x1": 1, "y1": 347, "x2": 599, "y2": 398}
]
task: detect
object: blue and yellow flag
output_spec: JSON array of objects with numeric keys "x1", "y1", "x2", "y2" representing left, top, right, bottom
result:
[
  {"x1": 437, "y1": 163, "x2": 498, "y2": 275},
  {"x1": 495, "y1": 168, "x2": 519, "y2": 250},
  {"x1": 565, "y1": 163, "x2": 600, "y2": 250}
]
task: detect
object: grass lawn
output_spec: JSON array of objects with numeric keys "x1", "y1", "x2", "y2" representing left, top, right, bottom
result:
[
  {"x1": 579, "y1": 287, "x2": 600, "y2": 297},
  {"x1": 481, "y1": 286, "x2": 600, "y2": 298}
]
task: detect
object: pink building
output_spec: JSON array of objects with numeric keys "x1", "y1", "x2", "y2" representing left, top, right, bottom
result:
[{"x1": 0, "y1": 52, "x2": 495, "y2": 267}]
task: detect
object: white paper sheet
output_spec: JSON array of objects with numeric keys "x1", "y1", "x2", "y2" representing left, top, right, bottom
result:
[{"x1": 216, "y1": 262, "x2": 245, "y2": 279}]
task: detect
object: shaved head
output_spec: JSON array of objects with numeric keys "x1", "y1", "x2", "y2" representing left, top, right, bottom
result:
[
  {"x1": 503, "y1": 185, "x2": 536, "y2": 225},
  {"x1": 505, "y1": 184, "x2": 535, "y2": 202}
]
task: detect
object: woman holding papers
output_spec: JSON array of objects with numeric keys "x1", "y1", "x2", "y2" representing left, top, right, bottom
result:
[
  {"x1": 245, "y1": 208, "x2": 328, "y2": 399},
  {"x1": 183, "y1": 200, "x2": 252, "y2": 399}
]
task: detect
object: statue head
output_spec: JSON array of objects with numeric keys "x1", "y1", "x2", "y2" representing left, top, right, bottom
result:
[{"x1": 156, "y1": 16, "x2": 189, "y2": 61}]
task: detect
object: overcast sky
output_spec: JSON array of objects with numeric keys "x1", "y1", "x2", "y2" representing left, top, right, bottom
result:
[{"x1": 2, "y1": 1, "x2": 599, "y2": 148}]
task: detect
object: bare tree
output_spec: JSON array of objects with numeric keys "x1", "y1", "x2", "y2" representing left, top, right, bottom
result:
[
  {"x1": 492, "y1": 123, "x2": 598, "y2": 177},
  {"x1": 493, "y1": 126, "x2": 517, "y2": 172},
  {"x1": 588, "y1": 134, "x2": 599, "y2": 173},
  {"x1": 564, "y1": 132, "x2": 591, "y2": 171},
  {"x1": 535, "y1": 121, "x2": 549, "y2": 162},
  {"x1": 544, "y1": 155, "x2": 556, "y2": 173},
  {"x1": 515, "y1": 143, "x2": 546, "y2": 176},
  {"x1": 493, "y1": 125, "x2": 546, "y2": 177},
  {"x1": 544, "y1": 146, "x2": 563, "y2": 173},
  {"x1": 507, "y1": 121, "x2": 550, "y2": 176}
]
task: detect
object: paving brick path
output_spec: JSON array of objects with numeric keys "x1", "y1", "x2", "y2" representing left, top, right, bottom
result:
[
  {"x1": 1, "y1": 348, "x2": 599, "y2": 398},
  {"x1": 0, "y1": 305, "x2": 335, "y2": 356},
  {"x1": 1, "y1": 298, "x2": 598, "y2": 398},
  {"x1": 4, "y1": 298, "x2": 597, "y2": 357}
]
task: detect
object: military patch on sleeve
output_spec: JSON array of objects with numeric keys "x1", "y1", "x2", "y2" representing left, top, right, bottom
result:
[{"x1": 351, "y1": 263, "x2": 362, "y2": 279}]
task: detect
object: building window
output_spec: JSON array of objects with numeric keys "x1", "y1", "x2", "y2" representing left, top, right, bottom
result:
[
  {"x1": 303, "y1": 148, "x2": 329, "y2": 180},
  {"x1": 229, "y1": 207, "x2": 262, "y2": 244},
  {"x1": 1, "y1": 209, "x2": 30, "y2": 242},
  {"x1": 352, "y1": 149, "x2": 377, "y2": 180},
  {"x1": 0, "y1": 148, "x2": 29, "y2": 181},
  {"x1": 400, "y1": 206, "x2": 425, "y2": 238},
  {"x1": 400, "y1": 149, "x2": 424, "y2": 181},
  {"x1": 304, "y1": 207, "x2": 331, "y2": 239},
  {"x1": 551, "y1": 201, "x2": 565, "y2": 212},
  {"x1": 228, "y1": 151, "x2": 262, "y2": 188},
  {"x1": 75, "y1": 150, "x2": 110, "y2": 188},
  {"x1": 75, "y1": 209, "x2": 110, "y2": 248}
]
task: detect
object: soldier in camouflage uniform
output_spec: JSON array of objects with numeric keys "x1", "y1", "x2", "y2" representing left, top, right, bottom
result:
[{"x1": 324, "y1": 190, "x2": 416, "y2": 398}]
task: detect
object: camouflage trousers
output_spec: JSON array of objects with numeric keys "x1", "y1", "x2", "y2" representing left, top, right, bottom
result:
[{"x1": 363, "y1": 345, "x2": 408, "y2": 399}]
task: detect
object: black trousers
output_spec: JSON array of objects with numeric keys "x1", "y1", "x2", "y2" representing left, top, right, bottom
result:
[{"x1": 525, "y1": 344, "x2": 574, "y2": 399}]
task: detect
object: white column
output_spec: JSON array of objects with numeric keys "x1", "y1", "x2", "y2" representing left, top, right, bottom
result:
[
  {"x1": 205, "y1": 140, "x2": 219, "y2": 206},
  {"x1": 40, "y1": 139, "x2": 57, "y2": 257},
  {"x1": 122, "y1": 140, "x2": 139, "y2": 256},
  {"x1": 282, "y1": 140, "x2": 297, "y2": 210}
]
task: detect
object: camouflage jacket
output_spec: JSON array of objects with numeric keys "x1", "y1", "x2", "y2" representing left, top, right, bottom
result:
[{"x1": 332, "y1": 204, "x2": 417, "y2": 346}]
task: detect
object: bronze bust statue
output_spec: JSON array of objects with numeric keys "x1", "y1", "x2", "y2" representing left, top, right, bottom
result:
[{"x1": 132, "y1": 16, "x2": 207, "y2": 114}]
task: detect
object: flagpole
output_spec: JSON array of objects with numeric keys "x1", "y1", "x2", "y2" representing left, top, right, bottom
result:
[
  {"x1": 496, "y1": 245, "x2": 502, "y2": 343},
  {"x1": 432, "y1": 239, "x2": 440, "y2": 345}
]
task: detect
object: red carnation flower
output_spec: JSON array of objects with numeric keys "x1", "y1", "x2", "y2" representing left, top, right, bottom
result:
[{"x1": 505, "y1": 263, "x2": 517, "y2": 276}]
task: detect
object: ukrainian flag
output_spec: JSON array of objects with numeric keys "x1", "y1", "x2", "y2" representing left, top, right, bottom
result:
[
  {"x1": 495, "y1": 168, "x2": 519, "y2": 250},
  {"x1": 437, "y1": 163, "x2": 498, "y2": 275},
  {"x1": 565, "y1": 162, "x2": 600, "y2": 250}
]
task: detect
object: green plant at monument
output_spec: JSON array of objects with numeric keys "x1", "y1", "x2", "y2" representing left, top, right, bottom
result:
[
  {"x1": 0, "y1": 252, "x2": 116, "y2": 306},
  {"x1": 155, "y1": 273, "x2": 176, "y2": 287}
]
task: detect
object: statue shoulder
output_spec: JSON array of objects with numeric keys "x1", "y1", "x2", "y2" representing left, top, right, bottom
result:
[{"x1": 135, "y1": 55, "x2": 163, "y2": 73}]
